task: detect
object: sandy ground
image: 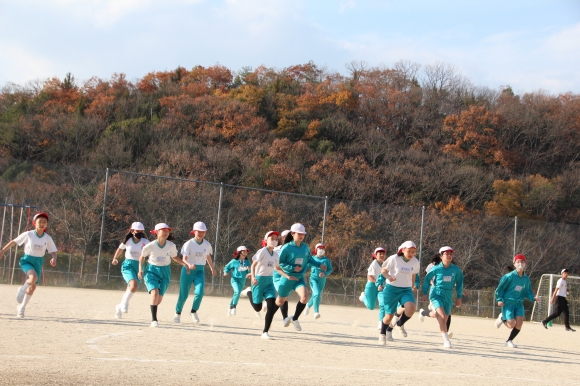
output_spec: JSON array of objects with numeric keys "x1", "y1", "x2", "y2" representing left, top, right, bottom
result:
[{"x1": 0, "y1": 284, "x2": 579, "y2": 386}]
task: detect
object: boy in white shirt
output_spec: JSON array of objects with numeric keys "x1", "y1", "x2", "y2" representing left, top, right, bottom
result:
[{"x1": 542, "y1": 269, "x2": 575, "y2": 332}]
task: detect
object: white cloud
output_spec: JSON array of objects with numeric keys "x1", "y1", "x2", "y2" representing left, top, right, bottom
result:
[
  {"x1": 0, "y1": 40, "x2": 58, "y2": 85},
  {"x1": 340, "y1": 1, "x2": 356, "y2": 13}
]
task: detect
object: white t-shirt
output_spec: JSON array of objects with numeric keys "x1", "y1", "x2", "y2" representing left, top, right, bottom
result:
[
  {"x1": 252, "y1": 247, "x2": 279, "y2": 277},
  {"x1": 181, "y1": 238, "x2": 213, "y2": 265},
  {"x1": 14, "y1": 230, "x2": 57, "y2": 257},
  {"x1": 119, "y1": 237, "x2": 149, "y2": 261},
  {"x1": 556, "y1": 278, "x2": 567, "y2": 297},
  {"x1": 142, "y1": 240, "x2": 177, "y2": 266},
  {"x1": 367, "y1": 260, "x2": 382, "y2": 281},
  {"x1": 382, "y1": 253, "x2": 420, "y2": 288}
]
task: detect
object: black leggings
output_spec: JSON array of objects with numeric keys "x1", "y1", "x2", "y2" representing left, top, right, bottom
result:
[
  {"x1": 247, "y1": 292, "x2": 280, "y2": 333},
  {"x1": 544, "y1": 296, "x2": 570, "y2": 328}
]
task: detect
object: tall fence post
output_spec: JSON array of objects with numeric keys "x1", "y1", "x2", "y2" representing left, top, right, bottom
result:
[
  {"x1": 212, "y1": 182, "x2": 224, "y2": 291},
  {"x1": 96, "y1": 168, "x2": 110, "y2": 285},
  {"x1": 67, "y1": 252, "x2": 72, "y2": 284},
  {"x1": 321, "y1": 196, "x2": 328, "y2": 244},
  {"x1": 1, "y1": 197, "x2": 7, "y2": 277},
  {"x1": 417, "y1": 206, "x2": 425, "y2": 304},
  {"x1": 7, "y1": 195, "x2": 14, "y2": 281},
  {"x1": 513, "y1": 216, "x2": 518, "y2": 257},
  {"x1": 10, "y1": 199, "x2": 25, "y2": 285}
]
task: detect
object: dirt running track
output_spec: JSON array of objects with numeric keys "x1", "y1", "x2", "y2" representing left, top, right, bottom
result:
[{"x1": 0, "y1": 284, "x2": 579, "y2": 385}]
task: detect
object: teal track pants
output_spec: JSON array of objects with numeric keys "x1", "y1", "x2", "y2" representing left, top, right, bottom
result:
[
  {"x1": 175, "y1": 266, "x2": 205, "y2": 313},
  {"x1": 307, "y1": 276, "x2": 327, "y2": 313},
  {"x1": 230, "y1": 277, "x2": 246, "y2": 307}
]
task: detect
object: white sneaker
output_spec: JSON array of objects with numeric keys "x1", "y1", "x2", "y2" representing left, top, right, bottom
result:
[
  {"x1": 305, "y1": 306, "x2": 310, "y2": 315},
  {"x1": 505, "y1": 340, "x2": 517, "y2": 348},
  {"x1": 173, "y1": 313, "x2": 181, "y2": 323},
  {"x1": 359, "y1": 292, "x2": 365, "y2": 303},
  {"x1": 443, "y1": 340, "x2": 452, "y2": 348},
  {"x1": 241, "y1": 287, "x2": 251, "y2": 298},
  {"x1": 191, "y1": 312, "x2": 200, "y2": 323},
  {"x1": 16, "y1": 286, "x2": 26, "y2": 304},
  {"x1": 150, "y1": 321, "x2": 158, "y2": 328},
  {"x1": 283, "y1": 316, "x2": 293, "y2": 327},
  {"x1": 255, "y1": 311, "x2": 261, "y2": 318},
  {"x1": 397, "y1": 325, "x2": 407, "y2": 337},
  {"x1": 389, "y1": 314, "x2": 400, "y2": 328},
  {"x1": 377, "y1": 321, "x2": 382, "y2": 330},
  {"x1": 115, "y1": 304, "x2": 123, "y2": 319},
  {"x1": 231, "y1": 308, "x2": 237, "y2": 316},
  {"x1": 419, "y1": 308, "x2": 425, "y2": 322},
  {"x1": 495, "y1": 313, "x2": 503, "y2": 329},
  {"x1": 121, "y1": 303, "x2": 128, "y2": 313},
  {"x1": 314, "y1": 312, "x2": 321, "y2": 319},
  {"x1": 378, "y1": 334, "x2": 386, "y2": 345},
  {"x1": 228, "y1": 308, "x2": 232, "y2": 317},
  {"x1": 16, "y1": 304, "x2": 25, "y2": 318},
  {"x1": 386, "y1": 330, "x2": 394, "y2": 341},
  {"x1": 448, "y1": 332, "x2": 454, "y2": 339},
  {"x1": 428, "y1": 303, "x2": 433, "y2": 311},
  {"x1": 292, "y1": 319, "x2": 302, "y2": 331},
  {"x1": 261, "y1": 332, "x2": 271, "y2": 339}
]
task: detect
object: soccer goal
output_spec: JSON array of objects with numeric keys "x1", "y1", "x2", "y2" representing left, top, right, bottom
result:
[{"x1": 531, "y1": 273, "x2": 580, "y2": 326}]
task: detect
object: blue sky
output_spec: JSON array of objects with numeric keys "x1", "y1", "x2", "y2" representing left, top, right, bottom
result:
[{"x1": 1, "y1": 0, "x2": 579, "y2": 94}]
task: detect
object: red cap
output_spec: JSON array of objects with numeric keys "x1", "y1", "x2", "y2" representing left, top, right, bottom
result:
[
  {"x1": 33, "y1": 212, "x2": 49, "y2": 222},
  {"x1": 513, "y1": 254, "x2": 527, "y2": 263}
]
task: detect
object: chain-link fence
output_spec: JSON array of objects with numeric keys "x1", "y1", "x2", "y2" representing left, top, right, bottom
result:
[{"x1": 1, "y1": 158, "x2": 579, "y2": 322}]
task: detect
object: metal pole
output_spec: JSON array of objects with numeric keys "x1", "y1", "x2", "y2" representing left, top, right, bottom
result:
[
  {"x1": 8, "y1": 196, "x2": 13, "y2": 280},
  {"x1": 212, "y1": 182, "x2": 224, "y2": 290},
  {"x1": 321, "y1": 196, "x2": 328, "y2": 244},
  {"x1": 1, "y1": 197, "x2": 7, "y2": 277},
  {"x1": 67, "y1": 252, "x2": 72, "y2": 284},
  {"x1": 10, "y1": 199, "x2": 25, "y2": 285},
  {"x1": 417, "y1": 206, "x2": 425, "y2": 304},
  {"x1": 513, "y1": 216, "x2": 518, "y2": 257},
  {"x1": 96, "y1": 168, "x2": 110, "y2": 284}
]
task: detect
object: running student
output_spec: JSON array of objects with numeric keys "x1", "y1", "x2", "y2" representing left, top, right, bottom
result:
[
  {"x1": 174, "y1": 221, "x2": 217, "y2": 324},
  {"x1": 242, "y1": 231, "x2": 285, "y2": 339},
  {"x1": 494, "y1": 254, "x2": 539, "y2": 348},
  {"x1": 138, "y1": 223, "x2": 187, "y2": 327},
  {"x1": 420, "y1": 246, "x2": 464, "y2": 348},
  {"x1": 277, "y1": 223, "x2": 327, "y2": 331},
  {"x1": 273, "y1": 229, "x2": 290, "y2": 320},
  {"x1": 112, "y1": 222, "x2": 149, "y2": 319},
  {"x1": 0, "y1": 212, "x2": 57, "y2": 318},
  {"x1": 378, "y1": 241, "x2": 419, "y2": 345},
  {"x1": 305, "y1": 243, "x2": 333, "y2": 319},
  {"x1": 542, "y1": 269, "x2": 575, "y2": 331},
  {"x1": 419, "y1": 253, "x2": 453, "y2": 338},
  {"x1": 358, "y1": 247, "x2": 387, "y2": 330},
  {"x1": 223, "y1": 246, "x2": 251, "y2": 316}
]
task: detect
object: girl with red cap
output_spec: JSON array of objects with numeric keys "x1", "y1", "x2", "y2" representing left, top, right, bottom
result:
[
  {"x1": 242, "y1": 231, "x2": 286, "y2": 339},
  {"x1": 358, "y1": 247, "x2": 387, "y2": 330},
  {"x1": 111, "y1": 222, "x2": 149, "y2": 319},
  {"x1": 0, "y1": 212, "x2": 57, "y2": 318},
  {"x1": 305, "y1": 243, "x2": 333, "y2": 319},
  {"x1": 223, "y1": 246, "x2": 251, "y2": 316},
  {"x1": 494, "y1": 254, "x2": 538, "y2": 348}
]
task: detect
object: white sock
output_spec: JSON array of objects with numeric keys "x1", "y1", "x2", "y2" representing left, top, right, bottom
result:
[
  {"x1": 22, "y1": 282, "x2": 30, "y2": 291},
  {"x1": 121, "y1": 289, "x2": 134, "y2": 305},
  {"x1": 442, "y1": 332, "x2": 449, "y2": 341},
  {"x1": 21, "y1": 294, "x2": 32, "y2": 308}
]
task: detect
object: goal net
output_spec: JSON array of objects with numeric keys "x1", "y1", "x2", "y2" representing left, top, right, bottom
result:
[{"x1": 531, "y1": 274, "x2": 580, "y2": 326}]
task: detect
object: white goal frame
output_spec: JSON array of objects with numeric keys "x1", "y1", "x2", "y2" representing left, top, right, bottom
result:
[{"x1": 531, "y1": 273, "x2": 580, "y2": 323}]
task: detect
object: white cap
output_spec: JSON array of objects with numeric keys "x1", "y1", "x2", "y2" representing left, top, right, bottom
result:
[
  {"x1": 281, "y1": 230, "x2": 291, "y2": 237},
  {"x1": 561, "y1": 268, "x2": 569, "y2": 274},
  {"x1": 130, "y1": 222, "x2": 145, "y2": 231},
  {"x1": 373, "y1": 247, "x2": 386, "y2": 255},
  {"x1": 151, "y1": 223, "x2": 172, "y2": 234},
  {"x1": 398, "y1": 241, "x2": 417, "y2": 254},
  {"x1": 264, "y1": 231, "x2": 280, "y2": 240},
  {"x1": 290, "y1": 223, "x2": 307, "y2": 234},
  {"x1": 315, "y1": 243, "x2": 325, "y2": 249},
  {"x1": 236, "y1": 246, "x2": 249, "y2": 252},
  {"x1": 193, "y1": 221, "x2": 207, "y2": 231},
  {"x1": 439, "y1": 246, "x2": 454, "y2": 254}
]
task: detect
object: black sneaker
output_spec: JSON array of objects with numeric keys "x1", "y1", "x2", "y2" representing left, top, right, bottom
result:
[
  {"x1": 542, "y1": 320, "x2": 548, "y2": 329},
  {"x1": 566, "y1": 327, "x2": 576, "y2": 332}
]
